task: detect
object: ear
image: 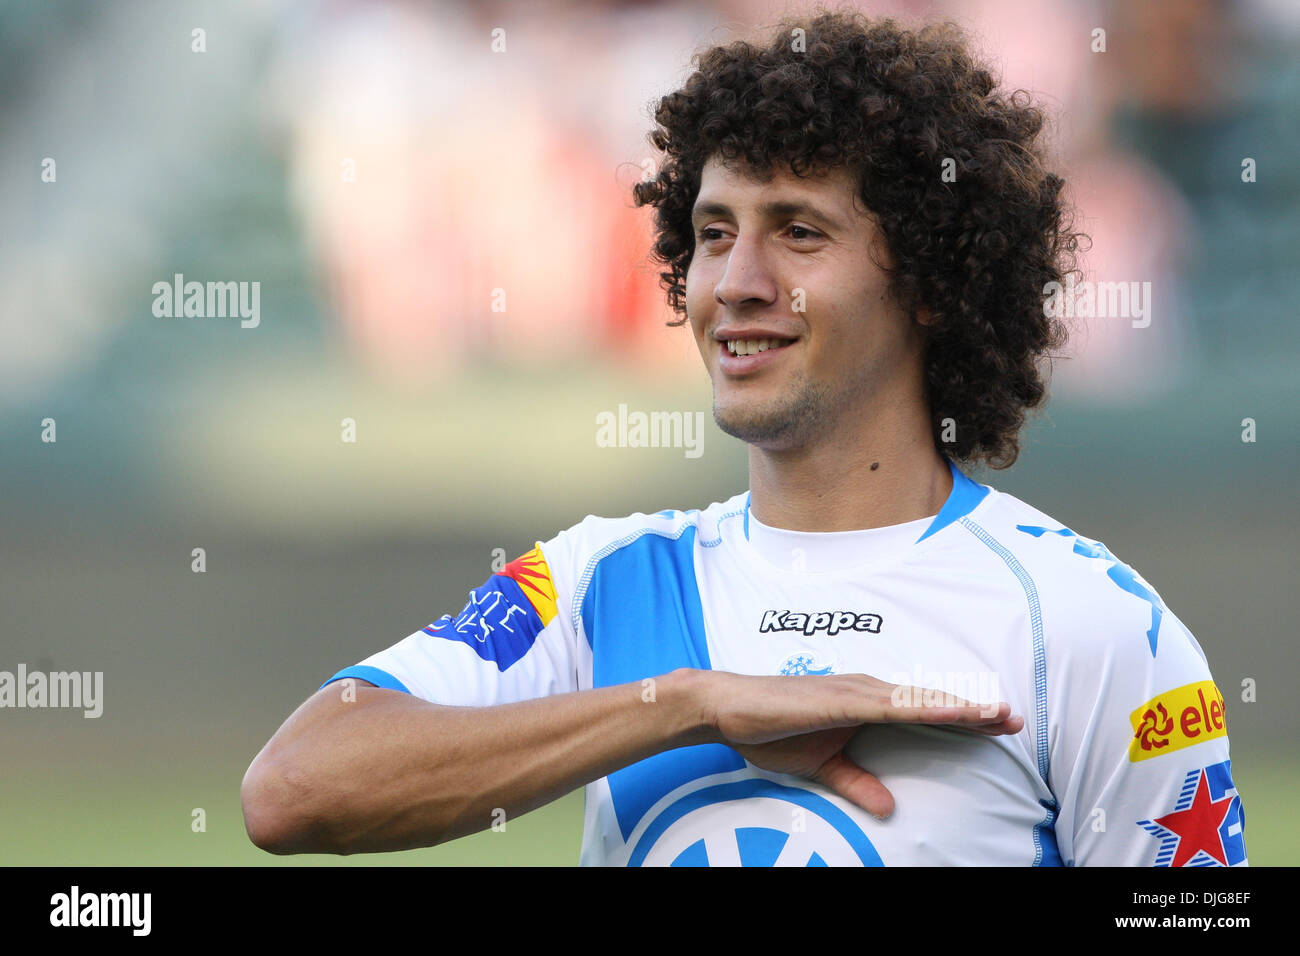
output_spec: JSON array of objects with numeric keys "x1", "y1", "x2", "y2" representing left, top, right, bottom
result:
[{"x1": 915, "y1": 305, "x2": 937, "y2": 327}]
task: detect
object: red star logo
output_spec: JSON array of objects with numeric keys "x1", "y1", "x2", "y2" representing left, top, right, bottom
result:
[{"x1": 1153, "y1": 770, "x2": 1235, "y2": 866}]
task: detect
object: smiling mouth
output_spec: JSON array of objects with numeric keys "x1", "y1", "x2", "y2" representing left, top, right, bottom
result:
[{"x1": 723, "y1": 338, "x2": 797, "y2": 357}]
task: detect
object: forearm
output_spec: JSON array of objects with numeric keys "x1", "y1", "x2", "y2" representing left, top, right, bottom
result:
[{"x1": 241, "y1": 668, "x2": 714, "y2": 855}]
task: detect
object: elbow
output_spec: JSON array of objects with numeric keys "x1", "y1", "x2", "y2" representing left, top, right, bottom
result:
[{"x1": 241, "y1": 753, "x2": 318, "y2": 855}]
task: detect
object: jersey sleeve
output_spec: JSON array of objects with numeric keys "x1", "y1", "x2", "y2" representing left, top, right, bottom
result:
[
  {"x1": 1047, "y1": 574, "x2": 1246, "y2": 867},
  {"x1": 319, "y1": 531, "x2": 583, "y2": 706}
]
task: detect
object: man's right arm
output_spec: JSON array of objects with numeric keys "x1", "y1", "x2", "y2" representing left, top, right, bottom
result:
[
  {"x1": 240, "y1": 669, "x2": 1021, "y2": 855},
  {"x1": 240, "y1": 669, "x2": 713, "y2": 855}
]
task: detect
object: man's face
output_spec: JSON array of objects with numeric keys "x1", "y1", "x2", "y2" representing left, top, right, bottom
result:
[{"x1": 685, "y1": 156, "x2": 925, "y2": 451}]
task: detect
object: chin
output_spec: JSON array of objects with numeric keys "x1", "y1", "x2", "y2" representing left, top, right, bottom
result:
[
  {"x1": 713, "y1": 404, "x2": 802, "y2": 448},
  {"x1": 713, "y1": 379, "x2": 829, "y2": 449}
]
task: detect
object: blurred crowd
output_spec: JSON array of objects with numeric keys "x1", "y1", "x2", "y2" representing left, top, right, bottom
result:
[{"x1": 2, "y1": 0, "x2": 1296, "y2": 403}]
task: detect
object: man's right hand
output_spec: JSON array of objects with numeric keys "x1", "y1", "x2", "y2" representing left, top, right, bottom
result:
[{"x1": 696, "y1": 670, "x2": 1024, "y2": 821}]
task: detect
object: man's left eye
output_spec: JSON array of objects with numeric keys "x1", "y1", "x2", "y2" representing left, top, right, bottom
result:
[{"x1": 788, "y1": 225, "x2": 822, "y2": 240}]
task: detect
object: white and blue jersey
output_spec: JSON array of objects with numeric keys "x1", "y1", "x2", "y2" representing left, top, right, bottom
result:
[{"x1": 322, "y1": 458, "x2": 1246, "y2": 867}]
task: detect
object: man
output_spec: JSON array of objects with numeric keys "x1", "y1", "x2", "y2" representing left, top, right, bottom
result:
[{"x1": 241, "y1": 12, "x2": 1244, "y2": 866}]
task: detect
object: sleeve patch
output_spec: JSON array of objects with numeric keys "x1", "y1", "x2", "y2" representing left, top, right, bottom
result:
[
  {"x1": 501, "y1": 544, "x2": 558, "y2": 626},
  {"x1": 422, "y1": 545, "x2": 557, "y2": 672},
  {"x1": 1136, "y1": 760, "x2": 1246, "y2": 866},
  {"x1": 1129, "y1": 681, "x2": 1228, "y2": 762}
]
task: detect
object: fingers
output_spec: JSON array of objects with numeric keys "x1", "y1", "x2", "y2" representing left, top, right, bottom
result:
[
  {"x1": 813, "y1": 711, "x2": 1024, "y2": 824},
  {"x1": 956, "y1": 714, "x2": 1026, "y2": 736},
  {"x1": 878, "y1": 701, "x2": 1011, "y2": 725},
  {"x1": 879, "y1": 685, "x2": 1020, "y2": 730},
  {"x1": 815, "y1": 752, "x2": 895, "y2": 821}
]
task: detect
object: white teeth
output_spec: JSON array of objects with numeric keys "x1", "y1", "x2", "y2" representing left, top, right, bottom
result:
[{"x1": 726, "y1": 338, "x2": 787, "y2": 356}]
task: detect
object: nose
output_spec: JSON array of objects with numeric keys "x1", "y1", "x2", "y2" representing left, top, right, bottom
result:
[{"x1": 713, "y1": 231, "x2": 778, "y2": 310}]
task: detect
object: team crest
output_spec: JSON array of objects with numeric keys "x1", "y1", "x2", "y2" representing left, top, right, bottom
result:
[{"x1": 779, "y1": 653, "x2": 837, "y2": 676}]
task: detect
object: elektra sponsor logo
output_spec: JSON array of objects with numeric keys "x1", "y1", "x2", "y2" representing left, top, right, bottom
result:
[
  {"x1": 595, "y1": 404, "x2": 705, "y2": 459},
  {"x1": 1129, "y1": 681, "x2": 1228, "y2": 762},
  {"x1": 0, "y1": 664, "x2": 103, "y2": 718},
  {"x1": 151, "y1": 273, "x2": 260, "y2": 328},
  {"x1": 760, "y1": 610, "x2": 883, "y2": 637},
  {"x1": 50, "y1": 886, "x2": 150, "y2": 936},
  {"x1": 887, "y1": 665, "x2": 1002, "y2": 718}
]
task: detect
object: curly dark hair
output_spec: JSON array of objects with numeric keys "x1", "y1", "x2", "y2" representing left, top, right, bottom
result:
[{"x1": 632, "y1": 8, "x2": 1082, "y2": 470}]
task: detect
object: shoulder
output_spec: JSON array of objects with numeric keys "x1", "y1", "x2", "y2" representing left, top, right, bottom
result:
[
  {"x1": 533, "y1": 493, "x2": 748, "y2": 636},
  {"x1": 534, "y1": 494, "x2": 748, "y2": 601},
  {"x1": 958, "y1": 485, "x2": 1206, "y2": 669},
  {"x1": 541, "y1": 493, "x2": 750, "y2": 564}
]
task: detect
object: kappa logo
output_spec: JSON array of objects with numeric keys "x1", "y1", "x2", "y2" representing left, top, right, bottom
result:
[{"x1": 760, "y1": 610, "x2": 882, "y2": 638}]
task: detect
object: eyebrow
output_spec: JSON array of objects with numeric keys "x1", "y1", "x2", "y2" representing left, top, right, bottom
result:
[{"x1": 691, "y1": 199, "x2": 847, "y2": 231}]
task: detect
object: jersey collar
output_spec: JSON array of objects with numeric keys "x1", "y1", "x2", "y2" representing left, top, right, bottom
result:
[{"x1": 739, "y1": 457, "x2": 990, "y2": 574}]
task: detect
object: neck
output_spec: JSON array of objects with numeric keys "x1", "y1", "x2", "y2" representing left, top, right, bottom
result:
[{"x1": 746, "y1": 398, "x2": 952, "y2": 533}]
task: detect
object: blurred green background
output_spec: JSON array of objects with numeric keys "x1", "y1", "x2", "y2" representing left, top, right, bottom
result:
[{"x1": 2, "y1": 0, "x2": 1296, "y2": 865}]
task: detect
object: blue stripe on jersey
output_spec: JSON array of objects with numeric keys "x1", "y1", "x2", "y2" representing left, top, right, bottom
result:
[
  {"x1": 319, "y1": 665, "x2": 410, "y2": 694},
  {"x1": 1034, "y1": 799, "x2": 1064, "y2": 866},
  {"x1": 1014, "y1": 524, "x2": 1166, "y2": 657},
  {"x1": 580, "y1": 525, "x2": 746, "y2": 841},
  {"x1": 916, "y1": 458, "x2": 991, "y2": 543}
]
